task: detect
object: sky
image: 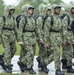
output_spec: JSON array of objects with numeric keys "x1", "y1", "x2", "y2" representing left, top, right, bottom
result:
[
  {"x1": 2, "y1": 0, "x2": 74, "y2": 6},
  {"x1": 2, "y1": 0, "x2": 21, "y2": 6},
  {"x1": 62, "y1": 0, "x2": 74, "y2": 4}
]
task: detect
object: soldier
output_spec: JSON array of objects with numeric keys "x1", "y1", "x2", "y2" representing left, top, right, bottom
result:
[
  {"x1": 16, "y1": 5, "x2": 26, "y2": 62},
  {"x1": 40, "y1": 4, "x2": 54, "y2": 74},
  {"x1": 48, "y1": 4, "x2": 64, "y2": 75},
  {"x1": 62, "y1": 5, "x2": 74, "y2": 73},
  {"x1": 0, "y1": 5, "x2": 17, "y2": 73},
  {"x1": 35, "y1": 3, "x2": 47, "y2": 72},
  {"x1": 17, "y1": 4, "x2": 36, "y2": 74},
  {"x1": 38, "y1": 4, "x2": 53, "y2": 74}
]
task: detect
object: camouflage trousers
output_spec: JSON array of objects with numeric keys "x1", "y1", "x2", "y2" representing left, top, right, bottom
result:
[
  {"x1": 21, "y1": 35, "x2": 36, "y2": 68},
  {"x1": 40, "y1": 46, "x2": 54, "y2": 65},
  {"x1": 62, "y1": 41, "x2": 73, "y2": 66},
  {"x1": 37, "y1": 39, "x2": 54, "y2": 65},
  {"x1": 2, "y1": 35, "x2": 16, "y2": 66},
  {"x1": 50, "y1": 32, "x2": 62, "y2": 70},
  {"x1": 62, "y1": 31, "x2": 74, "y2": 66}
]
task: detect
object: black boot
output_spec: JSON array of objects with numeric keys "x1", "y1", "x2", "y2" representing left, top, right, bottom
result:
[
  {"x1": 8, "y1": 64, "x2": 13, "y2": 70},
  {"x1": 5, "y1": 65, "x2": 12, "y2": 73},
  {"x1": 28, "y1": 68, "x2": 36, "y2": 74},
  {"x1": 0, "y1": 61, "x2": 12, "y2": 73},
  {"x1": 61, "y1": 59, "x2": 67, "y2": 69},
  {"x1": 0, "y1": 60, "x2": 6, "y2": 70},
  {"x1": 56, "y1": 69, "x2": 65, "y2": 75},
  {"x1": 67, "y1": 66, "x2": 74, "y2": 73},
  {"x1": 0, "y1": 53, "x2": 4, "y2": 59},
  {"x1": 36, "y1": 57, "x2": 41, "y2": 68},
  {"x1": 0, "y1": 53, "x2": 4, "y2": 61},
  {"x1": 17, "y1": 61, "x2": 27, "y2": 72},
  {"x1": 40, "y1": 62, "x2": 49, "y2": 74}
]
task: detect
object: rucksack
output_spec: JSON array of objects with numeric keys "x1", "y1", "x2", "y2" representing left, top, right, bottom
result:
[
  {"x1": 16, "y1": 14, "x2": 27, "y2": 28},
  {"x1": 34, "y1": 14, "x2": 44, "y2": 21},
  {"x1": 60, "y1": 13, "x2": 70, "y2": 25},
  {"x1": 42, "y1": 15, "x2": 54, "y2": 29},
  {"x1": 71, "y1": 20, "x2": 74, "y2": 33},
  {"x1": 2, "y1": 15, "x2": 15, "y2": 22}
]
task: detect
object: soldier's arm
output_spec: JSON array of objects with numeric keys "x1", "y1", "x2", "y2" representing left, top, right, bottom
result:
[
  {"x1": 0, "y1": 17, "x2": 4, "y2": 43},
  {"x1": 43, "y1": 17, "x2": 51, "y2": 43},
  {"x1": 36, "y1": 17, "x2": 43, "y2": 40},
  {"x1": 18, "y1": 17, "x2": 25, "y2": 42},
  {"x1": 14, "y1": 18, "x2": 18, "y2": 40}
]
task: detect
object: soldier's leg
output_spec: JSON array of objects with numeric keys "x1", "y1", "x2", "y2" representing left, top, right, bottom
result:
[
  {"x1": 39, "y1": 47, "x2": 53, "y2": 74},
  {"x1": 21, "y1": 45, "x2": 36, "y2": 74},
  {"x1": 10, "y1": 42, "x2": 16, "y2": 58},
  {"x1": 44, "y1": 47, "x2": 54, "y2": 65},
  {"x1": 17, "y1": 45, "x2": 27, "y2": 72},
  {"x1": 65, "y1": 44, "x2": 74, "y2": 73},
  {"x1": 19, "y1": 45, "x2": 25, "y2": 61},
  {"x1": 36, "y1": 41, "x2": 45, "y2": 68},
  {"x1": 54, "y1": 45, "x2": 60, "y2": 70},
  {"x1": 62, "y1": 43, "x2": 68, "y2": 69},
  {"x1": 1, "y1": 36, "x2": 12, "y2": 73}
]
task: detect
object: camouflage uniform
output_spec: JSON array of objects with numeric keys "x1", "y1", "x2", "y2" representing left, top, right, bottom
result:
[
  {"x1": 49, "y1": 4, "x2": 65, "y2": 75},
  {"x1": 41, "y1": 4, "x2": 54, "y2": 65},
  {"x1": 36, "y1": 4, "x2": 46, "y2": 65},
  {"x1": 0, "y1": 5, "x2": 17, "y2": 73},
  {"x1": 62, "y1": 5, "x2": 74, "y2": 72},
  {"x1": 18, "y1": 4, "x2": 36, "y2": 74}
]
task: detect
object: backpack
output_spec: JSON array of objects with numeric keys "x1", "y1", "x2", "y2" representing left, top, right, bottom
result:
[
  {"x1": 42, "y1": 15, "x2": 54, "y2": 29},
  {"x1": 16, "y1": 14, "x2": 27, "y2": 28},
  {"x1": 2, "y1": 15, "x2": 15, "y2": 22},
  {"x1": 34, "y1": 14, "x2": 44, "y2": 21},
  {"x1": 71, "y1": 20, "x2": 74, "y2": 33},
  {"x1": 60, "y1": 13, "x2": 70, "y2": 25}
]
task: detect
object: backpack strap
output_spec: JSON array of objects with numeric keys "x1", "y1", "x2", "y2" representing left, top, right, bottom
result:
[
  {"x1": 22, "y1": 14, "x2": 27, "y2": 30},
  {"x1": 2, "y1": 15, "x2": 6, "y2": 22},
  {"x1": 61, "y1": 13, "x2": 70, "y2": 25},
  {"x1": 16, "y1": 14, "x2": 27, "y2": 29},
  {"x1": 42, "y1": 15, "x2": 54, "y2": 29}
]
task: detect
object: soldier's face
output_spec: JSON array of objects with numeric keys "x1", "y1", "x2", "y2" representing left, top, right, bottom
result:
[
  {"x1": 71, "y1": 8, "x2": 74, "y2": 14},
  {"x1": 54, "y1": 8, "x2": 61, "y2": 15},
  {"x1": 46, "y1": 9, "x2": 51, "y2": 15},
  {"x1": 9, "y1": 9, "x2": 15, "y2": 15},
  {"x1": 28, "y1": 8, "x2": 34, "y2": 16}
]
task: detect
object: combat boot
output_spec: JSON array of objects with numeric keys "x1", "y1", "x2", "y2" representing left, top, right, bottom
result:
[
  {"x1": 17, "y1": 61, "x2": 27, "y2": 72},
  {"x1": 36, "y1": 57, "x2": 41, "y2": 68},
  {"x1": 67, "y1": 66, "x2": 74, "y2": 73},
  {"x1": 0, "y1": 60, "x2": 6, "y2": 70},
  {"x1": 61, "y1": 59, "x2": 67, "y2": 69},
  {"x1": 8, "y1": 64, "x2": 13, "y2": 70},
  {"x1": 0, "y1": 60, "x2": 12, "y2": 73},
  {"x1": 0, "y1": 53, "x2": 4, "y2": 61},
  {"x1": 40, "y1": 62, "x2": 49, "y2": 74},
  {"x1": 28, "y1": 68, "x2": 36, "y2": 74},
  {"x1": 5, "y1": 65, "x2": 12, "y2": 73},
  {"x1": 56, "y1": 69, "x2": 65, "y2": 75}
]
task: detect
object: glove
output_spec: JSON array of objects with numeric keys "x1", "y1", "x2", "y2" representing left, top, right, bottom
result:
[
  {"x1": 39, "y1": 38, "x2": 45, "y2": 44},
  {"x1": 44, "y1": 43, "x2": 49, "y2": 48},
  {"x1": 18, "y1": 42, "x2": 24, "y2": 45}
]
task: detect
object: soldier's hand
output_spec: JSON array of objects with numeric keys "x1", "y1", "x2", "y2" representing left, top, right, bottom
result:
[
  {"x1": 18, "y1": 42, "x2": 24, "y2": 45},
  {"x1": 45, "y1": 43, "x2": 49, "y2": 48},
  {"x1": 66, "y1": 41, "x2": 71, "y2": 45},
  {"x1": 39, "y1": 39, "x2": 44, "y2": 44}
]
